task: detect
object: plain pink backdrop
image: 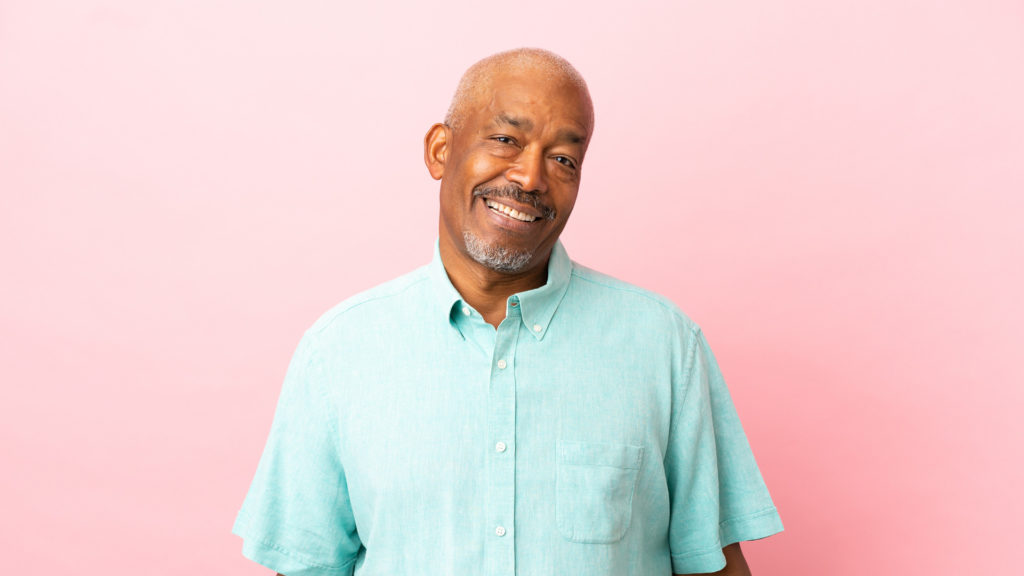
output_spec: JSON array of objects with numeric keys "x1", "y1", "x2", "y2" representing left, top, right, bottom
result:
[{"x1": 2, "y1": 1, "x2": 1022, "y2": 574}]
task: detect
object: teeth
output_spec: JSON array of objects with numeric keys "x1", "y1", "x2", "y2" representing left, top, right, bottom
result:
[{"x1": 485, "y1": 199, "x2": 538, "y2": 222}]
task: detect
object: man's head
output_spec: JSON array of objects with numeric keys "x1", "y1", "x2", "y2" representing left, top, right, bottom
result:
[{"x1": 424, "y1": 48, "x2": 594, "y2": 277}]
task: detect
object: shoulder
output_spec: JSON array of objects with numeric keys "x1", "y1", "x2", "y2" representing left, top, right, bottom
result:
[
  {"x1": 567, "y1": 262, "x2": 702, "y2": 337},
  {"x1": 306, "y1": 264, "x2": 432, "y2": 339}
]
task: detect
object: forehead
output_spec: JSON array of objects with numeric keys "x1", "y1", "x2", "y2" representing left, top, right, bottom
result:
[{"x1": 466, "y1": 70, "x2": 593, "y2": 138}]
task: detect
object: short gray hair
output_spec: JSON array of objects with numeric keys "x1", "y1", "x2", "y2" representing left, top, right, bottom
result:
[{"x1": 443, "y1": 48, "x2": 593, "y2": 132}]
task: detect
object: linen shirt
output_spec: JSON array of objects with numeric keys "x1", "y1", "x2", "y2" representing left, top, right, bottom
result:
[{"x1": 232, "y1": 241, "x2": 782, "y2": 576}]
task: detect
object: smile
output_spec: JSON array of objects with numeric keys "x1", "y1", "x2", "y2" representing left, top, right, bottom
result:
[{"x1": 485, "y1": 199, "x2": 539, "y2": 222}]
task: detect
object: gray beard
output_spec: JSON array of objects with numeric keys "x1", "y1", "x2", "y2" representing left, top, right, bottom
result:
[{"x1": 463, "y1": 230, "x2": 534, "y2": 273}]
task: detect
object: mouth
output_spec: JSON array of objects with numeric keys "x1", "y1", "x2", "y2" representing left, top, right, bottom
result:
[{"x1": 484, "y1": 198, "x2": 541, "y2": 223}]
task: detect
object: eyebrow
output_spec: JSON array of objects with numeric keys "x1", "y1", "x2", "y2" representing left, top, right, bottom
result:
[
  {"x1": 556, "y1": 128, "x2": 586, "y2": 145},
  {"x1": 494, "y1": 113, "x2": 533, "y2": 131},
  {"x1": 492, "y1": 113, "x2": 587, "y2": 145}
]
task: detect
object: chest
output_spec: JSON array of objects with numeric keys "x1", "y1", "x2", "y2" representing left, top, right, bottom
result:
[{"x1": 329, "y1": 332, "x2": 673, "y2": 487}]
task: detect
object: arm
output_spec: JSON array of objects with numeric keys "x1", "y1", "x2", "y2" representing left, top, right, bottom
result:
[{"x1": 674, "y1": 543, "x2": 751, "y2": 576}]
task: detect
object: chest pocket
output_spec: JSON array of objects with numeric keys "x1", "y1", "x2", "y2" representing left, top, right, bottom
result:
[{"x1": 556, "y1": 440, "x2": 644, "y2": 544}]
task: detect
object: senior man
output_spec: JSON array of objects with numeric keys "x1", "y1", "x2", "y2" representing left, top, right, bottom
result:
[{"x1": 233, "y1": 48, "x2": 782, "y2": 576}]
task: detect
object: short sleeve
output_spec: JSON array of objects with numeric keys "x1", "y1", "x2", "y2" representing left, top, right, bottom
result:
[
  {"x1": 232, "y1": 331, "x2": 361, "y2": 576},
  {"x1": 664, "y1": 329, "x2": 783, "y2": 574}
]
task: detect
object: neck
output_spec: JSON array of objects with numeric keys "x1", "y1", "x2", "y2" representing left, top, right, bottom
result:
[{"x1": 439, "y1": 237, "x2": 550, "y2": 328}]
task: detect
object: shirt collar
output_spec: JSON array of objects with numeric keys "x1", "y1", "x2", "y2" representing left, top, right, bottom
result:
[{"x1": 428, "y1": 239, "x2": 573, "y2": 341}]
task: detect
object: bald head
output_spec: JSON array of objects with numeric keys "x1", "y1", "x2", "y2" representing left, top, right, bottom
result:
[{"x1": 444, "y1": 48, "x2": 594, "y2": 135}]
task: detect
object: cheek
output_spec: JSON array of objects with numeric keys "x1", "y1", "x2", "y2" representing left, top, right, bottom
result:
[
  {"x1": 556, "y1": 190, "x2": 580, "y2": 218},
  {"x1": 438, "y1": 182, "x2": 466, "y2": 223},
  {"x1": 462, "y1": 151, "x2": 507, "y2": 183}
]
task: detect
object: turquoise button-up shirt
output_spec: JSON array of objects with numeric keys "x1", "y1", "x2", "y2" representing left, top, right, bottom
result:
[{"x1": 233, "y1": 241, "x2": 782, "y2": 575}]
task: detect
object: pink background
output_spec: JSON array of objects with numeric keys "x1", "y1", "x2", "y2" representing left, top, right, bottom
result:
[{"x1": 2, "y1": 1, "x2": 1022, "y2": 574}]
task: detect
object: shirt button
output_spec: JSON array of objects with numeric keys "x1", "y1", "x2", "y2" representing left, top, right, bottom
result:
[
  {"x1": 533, "y1": 324, "x2": 542, "y2": 333},
  {"x1": 462, "y1": 306, "x2": 470, "y2": 316},
  {"x1": 495, "y1": 441, "x2": 507, "y2": 453},
  {"x1": 495, "y1": 526, "x2": 506, "y2": 537},
  {"x1": 497, "y1": 359, "x2": 507, "y2": 369}
]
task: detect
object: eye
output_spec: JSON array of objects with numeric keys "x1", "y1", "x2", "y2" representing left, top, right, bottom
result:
[
  {"x1": 553, "y1": 155, "x2": 577, "y2": 169},
  {"x1": 493, "y1": 136, "x2": 516, "y2": 145}
]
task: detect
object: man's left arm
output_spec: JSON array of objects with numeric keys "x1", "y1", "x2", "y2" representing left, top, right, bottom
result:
[
  {"x1": 665, "y1": 329, "x2": 780, "y2": 574},
  {"x1": 674, "y1": 543, "x2": 751, "y2": 576}
]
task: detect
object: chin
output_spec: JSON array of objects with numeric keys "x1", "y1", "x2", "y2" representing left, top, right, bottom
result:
[{"x1": 463, "y1": 230, "x2": 536, "y2": 274}]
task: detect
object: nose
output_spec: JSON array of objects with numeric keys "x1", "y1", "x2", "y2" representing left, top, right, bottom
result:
[{"x1": 504, "y1": 147, "x2": 548, "y2": 194}]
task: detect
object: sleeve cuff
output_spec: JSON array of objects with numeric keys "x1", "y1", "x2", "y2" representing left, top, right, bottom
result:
[
  {"x1": 719, "y1": 506, "x2": 784, "y2": 546},
  {"x1": 239, "y1": 539, "x2": 356, "y2": 576},
  {"x1": 671, "y1": 546, "x2": 727, "y2": 574},
  {"x1": 671, "y1": 507, "x2": 784, "y2": 574},
  {"x1": 233, "y1": 513, "x2": 357, "y2": 576}
]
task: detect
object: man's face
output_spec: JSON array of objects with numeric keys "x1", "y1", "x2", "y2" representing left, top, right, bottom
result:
[{"x1": 435, "y1": 70, "x2": 592, "y2": 276}]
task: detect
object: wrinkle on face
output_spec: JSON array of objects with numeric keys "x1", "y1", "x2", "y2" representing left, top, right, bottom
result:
[{"x1": 436, "y1": 49, "x2": 594, "y2": 279}]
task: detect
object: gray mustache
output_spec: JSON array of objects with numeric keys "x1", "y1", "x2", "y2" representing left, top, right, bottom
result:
[{"x1": 473, "y1": 184, "x2": 556, "y2": 221}]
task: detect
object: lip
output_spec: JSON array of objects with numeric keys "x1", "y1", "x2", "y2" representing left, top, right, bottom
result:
[{"x1": 477, "y1": 196, "x2": 544, "y2": 232}]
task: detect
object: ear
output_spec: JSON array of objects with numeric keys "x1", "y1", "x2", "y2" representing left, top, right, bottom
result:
[{"x1": 423, "y1": 123, "x2": 449, "y2": 181}]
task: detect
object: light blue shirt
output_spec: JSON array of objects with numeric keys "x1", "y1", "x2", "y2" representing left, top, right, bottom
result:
[{"x1": 233, "y1": 241, "x2": 782, "y2": 575}]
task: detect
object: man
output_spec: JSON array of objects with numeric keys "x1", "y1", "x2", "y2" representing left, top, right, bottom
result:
[{"x1": 233, "y1": 48, "x2": 782, "y2": 576}]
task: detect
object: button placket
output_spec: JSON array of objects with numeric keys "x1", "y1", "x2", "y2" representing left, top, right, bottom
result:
[{"x1": 485, "y1": 302, "x2": 520, "y2": 576}]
